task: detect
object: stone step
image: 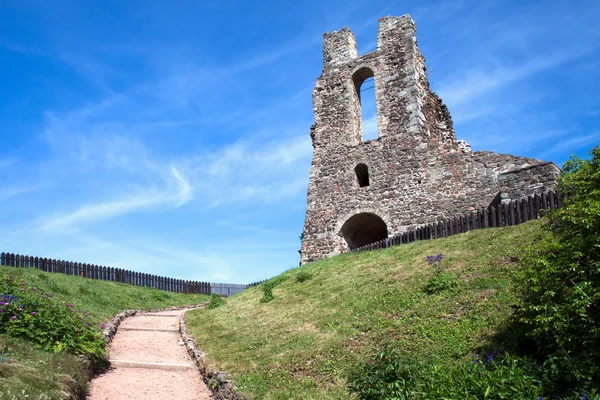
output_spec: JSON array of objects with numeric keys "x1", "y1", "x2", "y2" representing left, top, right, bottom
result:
[
  {"x1": 138, "y1": 313, "x2": 181, "y2": 317},
  {"x1": 118, "y1": 327, "x2": 179, "y2": 332},
  {"x1": 109, "y1": 359, "x2": 194, "y2": 371}
]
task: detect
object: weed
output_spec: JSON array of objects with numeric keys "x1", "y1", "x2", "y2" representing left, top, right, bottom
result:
[
  {"x1": 207, "y1": 294, "x2": 225, "y2": 309},
  {"x1": 296, "y1": 271, "x2": 313, "y2": 283},
  {"x1": 260, "y1": 275, "x2": 288, "y2": 303},
  {"x1": 423, "y1": 253, "x2": 459, "y2": 294}
]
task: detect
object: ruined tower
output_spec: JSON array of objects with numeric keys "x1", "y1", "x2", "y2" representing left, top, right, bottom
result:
[{"x1": 299, "y1": 15, "x2": 560, "y2": 264}]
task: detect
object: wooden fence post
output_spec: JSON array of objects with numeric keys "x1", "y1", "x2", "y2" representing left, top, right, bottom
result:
[
  {"x1": 528, "y1": 195, "x2": 534, "y2": 220},
  {"x1": 521, "y1": 198, "x2": 528, "y2": 223}
]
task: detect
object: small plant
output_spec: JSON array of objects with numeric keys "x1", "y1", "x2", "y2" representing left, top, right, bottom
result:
[
  {"x1": 0, "y1": 272, "x2": 106, "y2": 362},
  {"x1": 296, "y1": 271, "x2": 313, "y2": 283},
  {"x1": 423, "y1": 253, "x2": 459, "y2": 294},
  {"x1": 260, "y1": 276, "x2": 287, "y2": 303},
  {"x1": 426, "y1": 253, "x2": 444, "y2": 270},
  {"x1": 207, "y1": 293, "x2": 225, "y2": 309}
]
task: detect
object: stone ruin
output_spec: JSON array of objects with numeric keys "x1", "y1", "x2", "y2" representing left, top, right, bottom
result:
[{"x1": 299, "y1": 15, "x2": 560, "y2": 264}]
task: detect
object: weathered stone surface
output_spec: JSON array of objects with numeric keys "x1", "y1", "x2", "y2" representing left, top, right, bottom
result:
[{"x1": 300, "y1": 15, "x2": 560, "y2": 264}]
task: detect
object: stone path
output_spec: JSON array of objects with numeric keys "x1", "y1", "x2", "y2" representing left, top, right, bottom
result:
[{"x1": 88, "y1": 309, "x2": 213, "y2": 399}]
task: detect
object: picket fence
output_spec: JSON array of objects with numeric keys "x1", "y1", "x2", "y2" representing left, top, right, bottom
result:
[
  {"x1": 0, "y1": 252, "x2": 250, "y2": 296},
  {"x1": 353, "y1": 190, "x2": 566, "y2": 253}
]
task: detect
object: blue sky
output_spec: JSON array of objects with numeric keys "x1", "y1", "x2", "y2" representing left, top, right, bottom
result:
[{"x1": 0, "y1": 0, "x2": 598, "y2": 284}]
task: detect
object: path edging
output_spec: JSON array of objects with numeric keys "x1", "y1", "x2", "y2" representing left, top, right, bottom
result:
[{"x1": 180, "y1": 312, "x2": 250, "y2": 400}]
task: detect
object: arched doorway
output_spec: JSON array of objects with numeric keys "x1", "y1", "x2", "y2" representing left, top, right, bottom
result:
[{"x1": 341, "y1": 212, "x2": 388, "y2": 249}]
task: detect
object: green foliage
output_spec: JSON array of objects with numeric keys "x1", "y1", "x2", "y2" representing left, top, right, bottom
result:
[
  {"x1": 423, "y1": 253, "x2": 459, "y2": 294},
  {"x1": 0, "y1": 335, "x2": 89, "y2": 399},
  {"x1": 0, "y1": 271, "x2": 106, "y2": 361},
  {"x1": 260, "y1": 275, "x2": 287, "y2": 303},
  {"x1": 424, "y1": 271, "x2": 459, "y2": 294},
  {"x1": 517, "y1": 146, "x2": 600, "y2": 389},
  {"x1": 295, "y1": 271, "x2": 313, "y2": 283},
  {"x1": 347, "y1": 347, "x2": 591, "y2": 400},
  {"x1": 207, "y1": 293, "x2": 225, "y2": 309}
]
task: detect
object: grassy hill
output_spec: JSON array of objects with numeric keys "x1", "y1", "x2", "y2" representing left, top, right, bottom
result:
[
  {"x1": 0, "y1": 266, "x2": 208, "y2": 398},
  {"x1": 186, "y1": 221, "x2": 543, "y2": 399}
]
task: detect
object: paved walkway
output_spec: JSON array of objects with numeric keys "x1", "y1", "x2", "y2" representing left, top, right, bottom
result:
[{"x1": 88, "y1": 310, "x2": 213, "y2": 399}]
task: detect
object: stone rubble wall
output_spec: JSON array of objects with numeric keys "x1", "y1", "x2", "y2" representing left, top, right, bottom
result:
[{"x1": 300, "y1": 15, "x2": 559, "y2": 264}]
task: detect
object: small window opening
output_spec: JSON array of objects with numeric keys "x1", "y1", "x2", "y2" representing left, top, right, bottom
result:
[
  {"x1": 355, "y1": 164, "x2": 370, "y2": 187},
  {"x1": 352, "y1": 67, "x2": 379, "y2": 142}
]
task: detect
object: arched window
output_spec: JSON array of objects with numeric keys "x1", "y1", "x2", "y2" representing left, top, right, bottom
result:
[
  {"x1": 352, "y1": 67, "x2": 379, "y2": 141},
  {"x1": 355, "y1": 163, "x2": 370, "y2": 187}
]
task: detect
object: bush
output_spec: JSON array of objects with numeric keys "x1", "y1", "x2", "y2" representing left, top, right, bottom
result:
[
  {"x1": 517, "y1": 146, "x2": 600, "y2": 389},
  {"x1": 207, "y1": 294, "x2": 225, "y2": 309},
  {"x1": 0, "y1": 271, "x2": 106, "y2": 361},
  {"x1": 347, "y1": 347, "x2": 589, "y2": 399},
  {"x1": 296, "y1": 271, "x2": 313, "y2": 283}
]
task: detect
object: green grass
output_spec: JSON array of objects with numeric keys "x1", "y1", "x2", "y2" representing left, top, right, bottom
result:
[
  {"x1": 0, "y1": 266, "x2": 209, "y2": 398},
  {"x1": 0, "y1": 335, "x2": 88, "y2": 399},
  {"x1": 186, "y1": 221, "x2": 544, "y2": 399},
  {"x1": 0, "y1": 266, "x2": 209, "y2": 323}
]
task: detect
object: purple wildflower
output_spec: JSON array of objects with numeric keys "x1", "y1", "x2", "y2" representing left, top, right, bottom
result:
[
  {"x1": 31, "y1": 311, "x2": 37, "y2": 316},
  {"x1": 10, "y1": 316, "x2": 16, "y2": 320}
]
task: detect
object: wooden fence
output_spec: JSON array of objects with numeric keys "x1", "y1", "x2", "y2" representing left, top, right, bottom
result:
[
  {"x1": 210, "y1": 283, "x2": 248, "y2": 296},
  {"x1": 0, "y1": 253, "x2": 250, "y2": 296},
  {"x1": 353, "y1": 189, "x2": 567, "y2": 253}
]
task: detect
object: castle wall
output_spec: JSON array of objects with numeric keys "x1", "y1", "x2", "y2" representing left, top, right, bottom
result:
[{"x1": 300, "y1": 15, "x2": 560, "y2": 264}]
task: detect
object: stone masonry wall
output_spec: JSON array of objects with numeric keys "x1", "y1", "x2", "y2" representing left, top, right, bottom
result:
[{"x1": 300, "y1": 15, "x2": 560, "y2": 264}]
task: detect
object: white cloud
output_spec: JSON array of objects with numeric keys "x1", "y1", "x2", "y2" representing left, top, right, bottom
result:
[
  {"x1": 38, "y1": 165, "x2": 192, "y2": 231},
  {"x1": 438, "y1": 49, "x2": 588, "y2": 106},
  {"x1": 188, "y1": 134, "x2": 313, "y2": 207}
]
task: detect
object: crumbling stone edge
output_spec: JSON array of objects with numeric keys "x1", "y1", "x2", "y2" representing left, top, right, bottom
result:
[{"x1": 179, "y1": 311, "x2": 251, "y2": 400}]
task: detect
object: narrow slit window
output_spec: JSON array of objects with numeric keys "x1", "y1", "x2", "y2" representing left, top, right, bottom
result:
[
  {"x1": 352, "y1": 67, "x2": 379, "y2": 141},
  {"x1": 355, "y1": 164, "x2": 370, "y2": 187}
]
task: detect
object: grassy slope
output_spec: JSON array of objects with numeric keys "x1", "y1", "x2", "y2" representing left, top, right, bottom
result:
[
  {"x1": 186, "y1": 221, "x2": 543, "y2": 399},
  {"x1": 0, "y1": 266, "x2": 209, "y2": 398}
]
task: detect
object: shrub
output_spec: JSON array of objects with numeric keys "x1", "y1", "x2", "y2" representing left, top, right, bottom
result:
[
  {"x1": 0, "y1": 272, "x2": 106, "y2": 361},
  {"x1": 347, "y1": 348, "x2": 580, "y2": 399},
  {"x1": 207, "y1": 294, "x2": 225, "y2": 309},
  {"x1": 517, "y1": 146, "x2": 600, "y2": 389},
  {"x1": 423, "y1": 253, "x2": 459, "y2": 294},
  {"x1": 296, "y1": 271, "x2": 313, "y2": 283}
]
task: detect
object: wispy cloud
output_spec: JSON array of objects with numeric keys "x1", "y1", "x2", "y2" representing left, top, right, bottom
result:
[
  {"x1": 0, "y1": 38, "x2": 49, "y2": 57},
  {"x1": 38, "y1": 165, "x2": 192, "y2": 231},
  {"x1": 438, "y1": 49, "x2": 588, "y2": 106},
  {"x1": 0, "y1": 158, "x2": 17, "y2": 169},
  {"x1": 189, "y1": 134, "x2": 313, "y2": 207},
  {"x1": 0, "y1": 185, "x2": 46, "y2": 200},
  {"x1": 539, "y1": 132, "x2": 600, "y2": 158}
]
